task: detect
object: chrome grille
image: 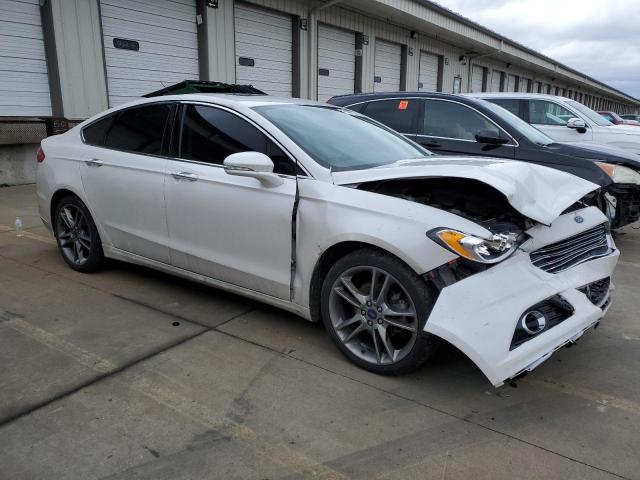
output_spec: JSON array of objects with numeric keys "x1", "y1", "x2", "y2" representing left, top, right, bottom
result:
[{"x1": 530, "y1": 224, "x2": 610, "y2": 274}]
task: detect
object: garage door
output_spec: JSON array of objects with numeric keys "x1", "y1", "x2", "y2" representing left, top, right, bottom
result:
[
  {"x1": 100, "y1": 0, "x2": 199, "y2": 107},
  {"x1": 471, "y1": 65, "x2": 484, "y2": 93},
  {"x1": 0, "y1": 0, "x2": 52, "y2": 116},
  {"x1": 235, "y1": 3, "x2": 292, "y2": 97},
  {"x1": 418, "y1": 51, "x2": 439, "y2": 91},
  {"x1": 491, "y1": 70, "x2": 502, "y2": 92},
  {"x1": 374, "y1": 39, "x2": 402, "y2": 92},
  {"x1": 507, "y1": 74, "x2": 517, "y2": 92},
  {"x1": 520, "y1": 77, "x2": 529, "y2": 92},
  {"x1": 317, "y1": 24, "x2": 355, "y2": 102}
]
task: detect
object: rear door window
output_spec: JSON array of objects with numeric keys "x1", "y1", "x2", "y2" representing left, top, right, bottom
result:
[
  {"x1": 361, "y1": 99, "x2": 419, "y2": 134},
  {"x1": 488, "y1": 98, "x2": 521, "y2": 117},
  {"x1": 423, "y1": 100, "x2": 501, "y2": 141},
  {"x1": 527, "y1": 100, "x2": 574, "y2": 125},
  {"x1": 101, "y1": 103, "x2": 173, "y2": 155}
]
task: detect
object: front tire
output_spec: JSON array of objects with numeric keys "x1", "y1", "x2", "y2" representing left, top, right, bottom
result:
[
  {"x1": 320, "y1": 248, "x2": 439, "y2": 375},
  {"x1": 53, "y1": 195, "x2": 104, "y2": 272}
]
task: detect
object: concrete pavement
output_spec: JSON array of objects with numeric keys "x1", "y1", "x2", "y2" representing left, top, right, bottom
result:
[{"x1": 1, "y1": 184, "x2": 639, "y2": 479}]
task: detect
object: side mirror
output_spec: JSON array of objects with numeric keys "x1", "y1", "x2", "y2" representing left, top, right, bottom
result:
[
  {"x1": 475, "y1": 130, "x2": 510, "y2": 145},
  {"x1": 566, "y1": 117, "x2": 587, "y2": 131},
  {"x1": 223, "y1": 152, "x2": 284, "y2": 188}
]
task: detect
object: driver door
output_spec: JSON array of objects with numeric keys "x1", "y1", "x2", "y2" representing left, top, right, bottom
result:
[
  {"x1": 164, "y1": 103, "x2": 297, "y2": 299},
  {"x1": 416, "y1": 99, "x2": 516, "y2": 158},
  {"x1": 525, "y1": 99, "x2": 594, "y2": 143}
]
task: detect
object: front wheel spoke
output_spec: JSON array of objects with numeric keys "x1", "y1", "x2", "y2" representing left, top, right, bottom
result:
[
  {"x1": 383, "y1": 305, "x2": 415, "y2": 318},
  {"x1": 384, "y1": 318, "x2": 417, "y2": 333},
  {"x1": 375, "y1": 275, "x2": 391, "y2": 305},
  {"x1": 78, "y1": 238, "x2": 91, "y2": 250},
  {"x1": 73, "y1": 241, "x2": 82, "y2": 262},
  {"x1": 343, "y1": 323, "x2": 366, "y2": 343},
  {"x1": 61, "y1": 208, "x2": 75, "y2": 229},
  {"x1": 334, "y1": 287, "x2": 361, "y2": 309},
  {"x1": 369, "y1": 268, "x2": 378, "y2": 299},
  {"x1": 58, "y1": 231, "x2": 72, "y2": 240},
  {"x1": 377, "y1": 325, "x2": 396, "y2": 361},
  {"x1": 59, "y1": 236, "x2": 73, "y2": 247},
  {"x1": 340, "y1": 276, "x2": 367, "y2": 305},
  {"x1": 336, "y1": 314, "x2": 362, "y2": 330},
  {"x1": 372, "y1": 329, "x2": 383, "y2": 363}
]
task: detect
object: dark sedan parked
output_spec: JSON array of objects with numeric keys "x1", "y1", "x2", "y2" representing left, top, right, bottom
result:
[{"x1": 328, "y1": 92, "x2": 640, "y2": 228}]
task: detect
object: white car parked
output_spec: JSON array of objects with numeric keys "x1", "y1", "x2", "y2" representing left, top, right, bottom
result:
[
  {"x1": 36, "y1": 94, "x2": 619, "y2": 386},
  {"x1": 470, "y1": 93, "x2": 640, "y2": 156}
]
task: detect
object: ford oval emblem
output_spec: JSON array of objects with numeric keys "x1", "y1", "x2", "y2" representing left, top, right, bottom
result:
[{"x1": 574, "y1": 215, "x2": 584, "y2": 224}]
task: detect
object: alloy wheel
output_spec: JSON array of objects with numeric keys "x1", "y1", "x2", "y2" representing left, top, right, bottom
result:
[
  {"x1": 56, "y1": 204, "x2": 92, "y2": 266},
  {"x1": 328, "y1": 266, "x2": 419, "y2": 365}
]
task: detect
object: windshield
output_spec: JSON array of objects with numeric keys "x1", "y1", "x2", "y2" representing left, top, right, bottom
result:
[
  {"x1": 566, "y1": 100, "x2": 613, "y2": 126},
  {"x1": 254, "y1": 104, "x2": 430, "y2": 171},
  {"x1": 480, "y1": 100, "x2": 554, "y2": 146}
]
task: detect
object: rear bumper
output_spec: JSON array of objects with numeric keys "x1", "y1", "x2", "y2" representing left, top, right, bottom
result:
[{"x1": 424, "y1": 208, "x2": 619, "y2": 387}]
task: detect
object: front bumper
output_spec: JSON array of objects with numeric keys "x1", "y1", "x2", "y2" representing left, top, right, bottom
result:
[{"x1": 424, "y1": 207, "x2": 619, "y2": 387}]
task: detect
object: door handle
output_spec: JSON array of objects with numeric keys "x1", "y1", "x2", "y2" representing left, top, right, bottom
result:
[
  {"x1": 172, "y1": 171, "x2": 198, "y2": 182},
  {"x1": 85, "y1": 158, "x2": 103, "y2": 167},
  {"x1": 422, "y1": 141, "x2": 441, "y2": 148}
]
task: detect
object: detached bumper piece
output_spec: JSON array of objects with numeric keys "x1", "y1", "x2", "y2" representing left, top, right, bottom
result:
[
  {"x1": 609, "y1": 184, "x2": 640, "y2": 229},
  {"x1": 530, "y1": 224, "x2": 610, "y2": 274},
  {"x1": 510, "y1": 295, "x2": 574, "y2": 351}
]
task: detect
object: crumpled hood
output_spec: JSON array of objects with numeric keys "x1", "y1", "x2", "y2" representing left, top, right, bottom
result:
[{"x1": 332, "y1": 157, "x2": 600, "y2": 226}]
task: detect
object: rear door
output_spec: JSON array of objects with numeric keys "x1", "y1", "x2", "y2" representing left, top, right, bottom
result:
[
  {"x1": 79, "y1": 103, "x2": 174, "y2": 262},
  {"x1": 164, "y1": 103, "x2": 297, "y2": 299},
  {"x1": 416, "y1": 99, "x2": 515, "y2": 158}
]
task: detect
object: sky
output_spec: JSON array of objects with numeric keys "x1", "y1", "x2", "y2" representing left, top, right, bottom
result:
[{"x1": 432, "y1": 0, "x2": 640, "y2": 98}]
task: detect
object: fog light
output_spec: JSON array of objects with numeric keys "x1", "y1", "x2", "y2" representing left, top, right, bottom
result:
[{"x1": 521, "y1": 310, "x2": 546, "y2": 335}]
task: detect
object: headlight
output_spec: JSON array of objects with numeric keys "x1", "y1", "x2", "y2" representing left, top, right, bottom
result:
[
  {"x1": 596, "y1": 162, "x2": 640, "y2": 185},
  {"x1": 428, "y1": 228, "x2": 519, "y2": 264}
]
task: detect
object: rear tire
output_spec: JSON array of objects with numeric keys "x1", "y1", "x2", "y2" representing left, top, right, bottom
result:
[
  {"x1": 53, "y1": 195, "x2": 104, "y2": 273},
  {"x1": 320, "y1": 248, "x2": 439, "y2": 375}
]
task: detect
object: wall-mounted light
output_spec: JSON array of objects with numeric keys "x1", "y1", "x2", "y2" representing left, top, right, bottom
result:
[
  {"x1": 410, "y1": 31, "x2": 417, "y2": 39},
  {"x1": 299, "y1": 18, "x2": 308, "y2": 30},
  {"x1": 506, "y1": 63, "x2": 512, "y2": 69},
  {"x1": 206, "y1": 0, "x2": 218, "y2": 7},
  {"x1": 459, "y1": 55, "x2": 468, "y2": 65}
]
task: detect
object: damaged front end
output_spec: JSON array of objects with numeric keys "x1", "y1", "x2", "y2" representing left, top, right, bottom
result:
[{"x1": 356, "y1": 176, "x2": 619, "y2": 387}]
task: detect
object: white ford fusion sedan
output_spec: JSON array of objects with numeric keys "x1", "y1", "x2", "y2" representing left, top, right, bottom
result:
[{"x1": 36, "y1": 94, "x2": 619, "y2": 386}]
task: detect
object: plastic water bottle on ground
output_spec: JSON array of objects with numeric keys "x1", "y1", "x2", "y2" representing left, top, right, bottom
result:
[{"x1": 15, "y1": 217, "x2": 23, "y2": 237}]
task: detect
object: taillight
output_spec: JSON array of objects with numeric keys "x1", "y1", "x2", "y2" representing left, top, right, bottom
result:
[{"x1": 36, "y1": 147, "x2": 45, "y2": 163}]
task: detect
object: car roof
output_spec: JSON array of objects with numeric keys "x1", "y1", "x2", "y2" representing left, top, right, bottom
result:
[
  {"x1": 465, "y1": 92, "x2": 574, "y2": 102},
  {"x1": 328, "y1": 91, "x2": 480, "y2": 105},
  {"x1": 109, "y1": 93, "x2": 332, "y2": 111}
]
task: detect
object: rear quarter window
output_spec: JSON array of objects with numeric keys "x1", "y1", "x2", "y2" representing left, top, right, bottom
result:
[
  {"x1": 82, "y1": 115, "x2": 116, "y2": 146},
  {"x1": 361, "y1": 99, "x2": 419, "y2": 134}
]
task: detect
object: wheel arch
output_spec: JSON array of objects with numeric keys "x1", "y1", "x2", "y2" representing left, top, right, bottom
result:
[
  {"x1": 50, "y1": 188, "x2": 81, "y2": 231},
  {"x1": 308, "y1": 240, "x2": 426, "y2": 323}
]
